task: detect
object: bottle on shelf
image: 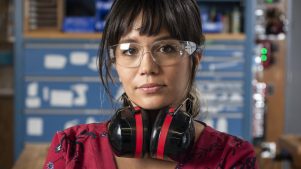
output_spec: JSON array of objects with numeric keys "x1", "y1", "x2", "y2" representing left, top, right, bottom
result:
[{"x1": 231, "y1": 7, "x2": 241, "y2": 33}]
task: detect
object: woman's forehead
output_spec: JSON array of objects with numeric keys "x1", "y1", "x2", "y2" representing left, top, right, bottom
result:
[{"x1": 119, "y1": 28, "x2": 171, "y2": 44}]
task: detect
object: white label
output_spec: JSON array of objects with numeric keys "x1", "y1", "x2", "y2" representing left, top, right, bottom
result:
[
  {"x1": 27, "y1": 118, "x2": 43, "y2": 136},
  {"x1": 27, "y1": 82, "x2": 38, "y2": 96},
  {"x1": 26, "y1": 97, "x2": 41, "y2": 108},
  {"x1": 70, "y1": 52, "x2": 89, "y2": 66},
  {"x1": 230, "y1": 93, "x2": 243, "y2": 102},
  {"x1": 44, "y1": 54, "x2": 67, "y2": 69},
  {"x1": 204, "y1": 118, "x2": 214, "y2": 127},
  {"x1": 88, "y1": 56, "x2": 98, "y2": 71},
  {"x1": 64, "y1": 119, "x2": 79, "y2": 129},
  {"x1": 86, "y1": 117, "x2": 97, "y2": 124},
  {"x1": 217, "y1": 117, "x2": 228, "y2": 133},
  {"x1": 50, "y1": 90, "x2": 73, "y2": 107},
  {"x1": 114, "y1": 86, "x2": 124, "y2": 101},
  {"x1": 43, "y1": 87, "x2": 49, "y2": 101},
  {"x1": 72, "y1": 84, "x2": 88, "y2": 106}
]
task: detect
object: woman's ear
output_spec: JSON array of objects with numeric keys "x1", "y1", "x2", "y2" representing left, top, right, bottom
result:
[{"x1": 195, "y1": 53, "x2": 202, "y2": 65}]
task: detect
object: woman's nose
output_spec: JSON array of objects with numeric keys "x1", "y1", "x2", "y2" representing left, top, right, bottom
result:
[{"x1": 138, "y1": 51, "x2": 159, "y2": 75}]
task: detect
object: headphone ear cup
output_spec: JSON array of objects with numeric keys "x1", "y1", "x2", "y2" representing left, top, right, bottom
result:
[
  {"x1": 108, "y1": 107, "x2": 150, "y2": 158},
  {"x1": 149, "y1": 107, "x2": 170, "y2": 159},
  {"x1": 150, "y1": 108, "x2": 195, "y2": 162}
]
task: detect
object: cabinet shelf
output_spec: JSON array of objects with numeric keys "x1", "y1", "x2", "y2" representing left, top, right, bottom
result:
[
  {"x1": 205, "y1": 33, "x2": 245, "y2": 40},
  {"x1": 24, "y1": 31, "x2": 245, "y2": 41},
  {"x1": 24, "y1": 31, "x2": 102, "y2": 40}
]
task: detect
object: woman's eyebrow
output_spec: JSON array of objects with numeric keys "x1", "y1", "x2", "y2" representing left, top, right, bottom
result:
[
  {"x1": 153, "y1": 35, "x2": 174, "y2": 41},
  {"x1": 119, "y1": 35, "x2": 174, "y2": 44},
  {"x1": 119, "y1": 38, "x2": 138, "y2": 44}
]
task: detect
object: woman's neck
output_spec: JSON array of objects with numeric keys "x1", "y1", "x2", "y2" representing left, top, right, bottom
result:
[{"x1": 144, "y1": 109, "x2": 161, "y2": 126}]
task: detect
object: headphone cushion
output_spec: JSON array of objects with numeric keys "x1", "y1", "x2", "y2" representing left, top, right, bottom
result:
[
  {"x1": 150, "y1": 108, "x2": 195, "y2": 162},
  {"x1": 108, "y1": 107, "x2": 150, "y2": 157}
]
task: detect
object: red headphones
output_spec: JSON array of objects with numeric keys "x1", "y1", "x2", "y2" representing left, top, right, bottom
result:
[{"x1": 108, "y1": 94, "x2": 195, "y2": 162}]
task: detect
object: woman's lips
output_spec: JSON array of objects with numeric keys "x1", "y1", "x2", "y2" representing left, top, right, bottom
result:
[{"x1": 137, "y1": 83, "x2": 165, "y2": 93}]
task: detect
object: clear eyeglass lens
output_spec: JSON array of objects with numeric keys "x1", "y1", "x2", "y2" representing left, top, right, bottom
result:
[{"x1": 110, "y1": 40, "x2": 197, "y2": 68}]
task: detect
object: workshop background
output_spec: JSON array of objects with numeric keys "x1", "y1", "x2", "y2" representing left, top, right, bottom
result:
[{"x1": 0, "y1": 0, "x2": 300, "y2": 169}]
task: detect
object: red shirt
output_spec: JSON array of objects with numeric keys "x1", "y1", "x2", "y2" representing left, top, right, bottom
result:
[{"x1": 44, "y1": 122, "x2": 258, "y2": 169}]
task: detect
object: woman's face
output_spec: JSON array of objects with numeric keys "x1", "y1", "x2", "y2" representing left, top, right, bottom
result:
[{"x1": 115, "y1": 21, "x2": 193, "y2": 110}]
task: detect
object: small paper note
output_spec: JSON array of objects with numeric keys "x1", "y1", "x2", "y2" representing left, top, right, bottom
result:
[
  {"x1": 27, "y1": 118, "x2": 43, "y2": 136},
  {"x1": 217, "y1": 117, "x2": 228, "y2": 133},
  {"x1": 50, "y1": 90, "x2": 73, "y2": 107},
  {"x1": 64, "y1": 119, "x2": 79, "y2": 129},
  {"x1": 44, "y1": 54, "x2": 67, "y2": 69},
  {"x1": 204, "y1": 118, "x2": 214, "y2": 127},
  {"x1": 26, "y1": 97, "x2": 41, "y2": 108},
  {"x1": 70, "y1": 52, "x2": 89, "y2": 66},
  {"x1": 43, "y1": 87, "x2": 49, "y2": 101},
  {"x1": 27, "y1": 82, "x2": 38, "y2": 96},
  {"x1": 72, "y1": 84, "x2": 88, "y2": 106},
  {"x1": 88, "y1": 56, "x2": 98, "y2": 71},
  {"x1": 86, "y1": 117, "x2": 97, "y2": 124}
]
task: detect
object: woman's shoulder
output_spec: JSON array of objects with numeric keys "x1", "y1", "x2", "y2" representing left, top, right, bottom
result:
[
  {"x1": 202, "y1": 123, "x2": 251, "y2": 146},
  {"x1": 189, "y1": 122, "x2": 257, "y2": 168},
  {"x1": 44, "y1": 121, "x2": 114, "y2": 169},
  {"x1": 48, "y1": 121, "x2": 110, "y2": 154},
  {"x1": 196, "y1": 122, "x2": 255, "y2": 154}
]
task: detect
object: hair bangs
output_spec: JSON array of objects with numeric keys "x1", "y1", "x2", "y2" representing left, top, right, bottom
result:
[{"x1": 105, "y1": 0, "x2": 203, "y2": 46}]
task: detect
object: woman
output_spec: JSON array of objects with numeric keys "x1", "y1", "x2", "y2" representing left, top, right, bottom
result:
[{"x1": 44, "y1": 0, "x2": 258, "y2": 168}]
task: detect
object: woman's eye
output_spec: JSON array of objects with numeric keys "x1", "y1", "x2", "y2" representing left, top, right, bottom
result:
[
  {"x1": 122, "y1": 48, "x2": 138, "y2": 56},
  {"x1": 159, "y1": 45, "x2": 177, "y2": 53}
]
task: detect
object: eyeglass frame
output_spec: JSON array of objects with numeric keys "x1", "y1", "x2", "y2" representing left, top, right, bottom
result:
[{"x1": 108, "y1": 40, "x2": 204, "y2": 68}]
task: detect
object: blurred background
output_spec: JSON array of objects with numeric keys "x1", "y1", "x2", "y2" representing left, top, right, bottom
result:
[{"x1": 0, "y1": 0, "x2": 301, "y2": 169}]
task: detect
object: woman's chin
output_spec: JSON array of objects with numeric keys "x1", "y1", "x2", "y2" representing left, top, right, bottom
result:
[{"x1": 134, "y1": 98, "x2": 170, "y2": 110}]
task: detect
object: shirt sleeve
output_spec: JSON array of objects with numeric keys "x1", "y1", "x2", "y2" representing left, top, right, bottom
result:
[
  {"x1": 43, "y1": 132, "x2": 67, "y2": 169},
  {"x1": 224, "y1": 139, "x2": 259, "y2": 169}
]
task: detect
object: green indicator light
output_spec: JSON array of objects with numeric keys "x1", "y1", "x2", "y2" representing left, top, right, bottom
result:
[
  {"x1": 261, "y1": 48, "x2": 268, "y2": 55},
  {"x1": 266, "y1": 0, "x2": 273, "y2": 3},
  {"x1": 261, "y1": 55, "x2": 267, "y2": 62}
]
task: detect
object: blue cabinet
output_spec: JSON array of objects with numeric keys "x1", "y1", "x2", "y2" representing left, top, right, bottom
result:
[
  {"x1": 24, "y1": 48, "x2": 99, "y2": 76},
  {"x1": 25, "y1": 114, "x2": 111, "y2": 142}
]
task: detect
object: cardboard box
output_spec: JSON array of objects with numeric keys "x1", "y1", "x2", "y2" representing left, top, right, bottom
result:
[{"x1": 24, "y1": 0, "x2": 64, "y2": 32}]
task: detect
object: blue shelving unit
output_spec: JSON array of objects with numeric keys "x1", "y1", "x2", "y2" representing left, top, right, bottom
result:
[{"x1": 14, "y1": 0, "x2": 255, "y2": 160}]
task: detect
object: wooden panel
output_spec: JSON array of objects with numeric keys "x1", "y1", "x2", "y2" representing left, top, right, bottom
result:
[
  {"x1": 255, "y1": 40, "x2": 286, "y2": 169},
  {"x1": 0, "y1": 0, "x2": 9, "y2": 42},
  {"x1": 264, "y1": 40, "x2": 286, "y2": 141},
  {"x1": 0, "y1": 97, "x2": 14, "y2": 169},
  {"x1": 0, "y1": 66, "x2": 14, "y2": 169},
  {"x1": 12, "y1": 144, "x2": 49, "y2": 169}
]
